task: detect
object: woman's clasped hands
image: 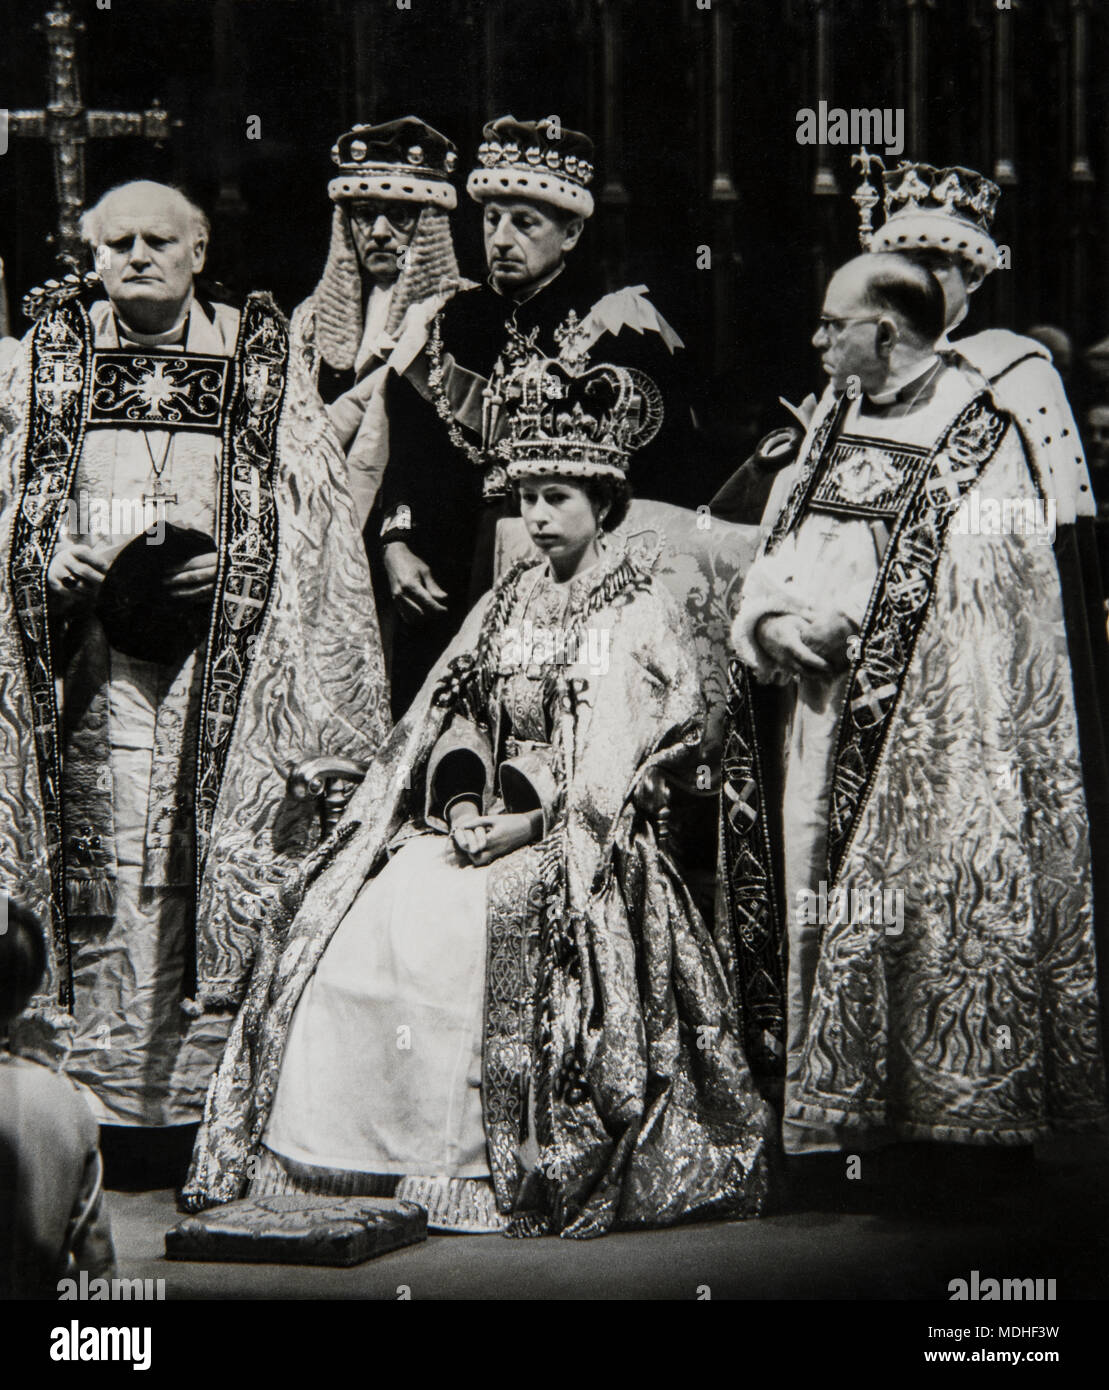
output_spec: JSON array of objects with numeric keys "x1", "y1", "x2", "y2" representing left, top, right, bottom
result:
[{"x1": 448, "y1": 799, "x2": 541, "y2": 867}]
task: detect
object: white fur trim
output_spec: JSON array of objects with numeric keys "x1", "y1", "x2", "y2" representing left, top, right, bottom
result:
[
  {"x1": 467, "y1": 167, "x2": 594, "y2": 218},
  {"x1": 506, "y1": 458, "x2": 625, "y2": 482},
  {"x1": 329, "y1": 173, "x2": 457, "y2": 209},
  {"x1": 872, "y1": 212, "x2": 998, "y2": 273},
  {"x1": 954, "y1": 329, "x2": 1095, "y2": 524},
  {"x1": 732, "y1": 561, "x2": 816, "y2": 684}
]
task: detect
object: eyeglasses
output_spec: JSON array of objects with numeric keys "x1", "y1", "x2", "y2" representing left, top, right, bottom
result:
[
  {"x1": 349, "y1": 202, "x2": 419, "y2": 233},
  {"x1": 816, "y1": 313, "x2": 884, "y2": 336}
]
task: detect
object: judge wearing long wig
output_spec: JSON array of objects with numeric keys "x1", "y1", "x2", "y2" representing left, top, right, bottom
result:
[{"x1": 292, "y1": 116, "x2": 465, "y2": 530}]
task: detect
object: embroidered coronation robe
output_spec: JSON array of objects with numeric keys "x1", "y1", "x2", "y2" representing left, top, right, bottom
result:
[
  {"x1": 721, "y1": 363, "x2": 1106, "y2": 1150},
  {"x1": 0, "y1": 288, "x2": 389, "y2": 1125},
  {"x1": 945, "y1": 329, "x2": 1109, "y2": 1021},
  {"x1": 288, "y1": 288, "x2": 397, "y2": 533},
  {"x1": 183, "y1": 547, "x2": 772, "y2": 1235}
]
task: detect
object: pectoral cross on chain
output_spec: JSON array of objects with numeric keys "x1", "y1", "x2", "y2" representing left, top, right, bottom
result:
[
  {"x1": 143, "y1": 433, "x2": 177, "y2": 508},
  {"x1": 143, "y1": 475, "x2": 177, "y2": 508}
]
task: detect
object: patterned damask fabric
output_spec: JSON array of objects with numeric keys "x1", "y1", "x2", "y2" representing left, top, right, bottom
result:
[
  {"x1": 0, "y1": 315, "x2": 77, "y2": 1007},
  {"x1": 0, "y1": 292, "x2": 390, "y2": 1047},
  {"x1": 791, "y1": 431, "x2": 1106, "y2": 1141},
  {"x1": 494, "y1": 500, "x2": 761, "y2": 781},
  {"x1": 183, "y1": 546, "x2": 773, "y2": 1235},
  {"x1": 191, "y1": 299, "x2": 391, "y2": 1010},
  {"x1": 717, "y1": 364, "x2": 1106, "y2": 1143}
]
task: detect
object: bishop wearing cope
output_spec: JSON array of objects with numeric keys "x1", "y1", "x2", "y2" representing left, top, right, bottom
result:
[{"x1": 0, "y1": 180, "x2": 388, "y2": 1147}]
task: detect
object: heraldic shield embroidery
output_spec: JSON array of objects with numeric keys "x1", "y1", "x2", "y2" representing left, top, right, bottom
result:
[
  {"x1": 5, "y1": 290, "x2": 289, "y2": 1005},
  {"x1": 195, "y1": 295, "x2": 289, "y2": 888},
  {"x1": 719, "y1": 394, "x2": 1008, "y2": 1075}
]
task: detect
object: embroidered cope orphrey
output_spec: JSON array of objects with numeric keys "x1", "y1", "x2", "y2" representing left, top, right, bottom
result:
[
  {"x1": 87, "y1": 352, "x2": 232, "y2": 429},
  {"x1": 719, "y1": 394, "x2": 1009, "y2": 1071},
  {"x1": 7, "y1": 292, "x2": 289, "y2": 1005}
]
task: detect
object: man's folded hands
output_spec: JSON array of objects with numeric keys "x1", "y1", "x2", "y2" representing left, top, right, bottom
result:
[{"x1": 755, "y1": 607, "x2": 856, "y2": 678}]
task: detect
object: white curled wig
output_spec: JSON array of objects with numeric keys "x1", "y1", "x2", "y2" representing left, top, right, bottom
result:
[{"x1": 312, "y1": 204, "x2": 461, "y2": 373}]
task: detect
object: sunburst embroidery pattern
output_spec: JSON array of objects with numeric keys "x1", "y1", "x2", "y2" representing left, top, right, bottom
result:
[{"x1": 134, "y1": 361, "x2": 187, "y2": 417}]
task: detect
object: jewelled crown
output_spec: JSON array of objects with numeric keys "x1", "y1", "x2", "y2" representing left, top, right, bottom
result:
[
  {"x1": 328, "y1": 116, "x2": 458, "y2": 209},
  {"x1": 468, "y1": 115, "x2": 595, "y2": 218},
  {"x1": 865, "y1": 159, "x2": 1001, "y2": 272},
  {"x1": 494, "y1": 334, "x2": 662, "y2": 483}
]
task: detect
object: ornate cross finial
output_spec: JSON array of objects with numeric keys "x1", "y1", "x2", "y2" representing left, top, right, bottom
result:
[
  {"x1": 851, "y1": 147, "x2": 886, "y2": 250},
  {"x1": 553, "y1": 309, "x2": 591, "y2": 374},
  {"x1": 6, "y1": 2, "x2": 180, "y2": 269}
]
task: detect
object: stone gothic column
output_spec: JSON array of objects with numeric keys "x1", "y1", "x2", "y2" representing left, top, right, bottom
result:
[
  {"x1": 709, "y1": 0, "x2": 738, "y2": 376},
  {"x1": 1067, "y1": 0, "x2": 1095, "y2": 349},
  {"x1": 991, "y1": 0, "x2": 1017, "y2": 326},
  {"x1": 212, "y1": 0, "x2": 247, "y2": 286},
  {"x1": 598, "y1": 0, "x2": 629, "y2": 289},
  {"x1": 904, "y1": 0, "x2": 932, "y2": 159},
  {"x1": 350, "y1": 0, "x2": 377, "y2": 123},
  {"x1": 482, "y1": 0, "x2": 499, "y2": 130},
  {"x1": 810, "y1": 0, "x2": 837, "y2": 303}
]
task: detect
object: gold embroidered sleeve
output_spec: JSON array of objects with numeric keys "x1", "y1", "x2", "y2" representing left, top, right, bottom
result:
[
  {"x1": 499, "y1": 747, "x2": 562, "y2": 836},
  {"x1": 425, "y1": 714, "x2": 495, "y2": 827}
]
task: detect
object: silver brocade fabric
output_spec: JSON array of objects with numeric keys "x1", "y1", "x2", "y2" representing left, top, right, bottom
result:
[
  {"x1": 184, "y1": 547, "x2": 774, "y2": 1233},
  {"x1": 789, "y1": 423, "x2": 1106, "y2": 1142},
  {"x1": 0, "y1": 300, "x2": 391, "y2": 1100}
]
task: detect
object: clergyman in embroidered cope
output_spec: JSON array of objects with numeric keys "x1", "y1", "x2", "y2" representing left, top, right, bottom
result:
[
  {"x1": 0, "y1": 287, "x2": 389, "y2": 1127},
  {"x1": 722, "y1": 353, "x2": 1106, "y2": 1151}
]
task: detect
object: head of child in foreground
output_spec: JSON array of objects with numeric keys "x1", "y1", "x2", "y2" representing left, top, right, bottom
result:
[{"x1": 0, "y1": 898, "x2": 46, "y2": 1035}]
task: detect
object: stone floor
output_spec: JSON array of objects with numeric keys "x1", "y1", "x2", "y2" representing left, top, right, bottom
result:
[{"x1": 106, "y1": 1136, "x2": 1109, "y2": 1300}]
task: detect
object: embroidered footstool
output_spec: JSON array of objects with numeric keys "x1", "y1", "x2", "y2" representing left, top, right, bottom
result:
[{"x1": 165, "y1": 1193, "x2": 427, "y2": 1266}]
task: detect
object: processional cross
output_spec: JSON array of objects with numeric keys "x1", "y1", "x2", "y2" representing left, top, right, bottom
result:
[{"x1": 6, "y1": 1, "x2": 177, "y2": 270}]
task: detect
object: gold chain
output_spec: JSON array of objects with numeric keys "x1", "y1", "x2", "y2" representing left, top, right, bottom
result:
[{"x1": 426, "y1": 312, "x2": 492, "y2": 471}]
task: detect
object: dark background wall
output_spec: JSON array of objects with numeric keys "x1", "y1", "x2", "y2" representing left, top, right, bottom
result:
[{"x1": 2, "y1": 0, "x2": 1106, "y2": 496}]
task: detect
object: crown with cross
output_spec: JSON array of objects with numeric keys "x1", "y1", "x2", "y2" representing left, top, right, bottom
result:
[
  {"x1": 861, "y1": 158, "x2": 1001, "y2": 273},
  {"x1": 468, "y1": 115, "x2": 595, "y2": 219},
  {"x1": 328, "y1": 116, "x2": 459, "y2": 209},
  {"x1": 493, "y1": 339, "x2": 662, "y2": 483}
]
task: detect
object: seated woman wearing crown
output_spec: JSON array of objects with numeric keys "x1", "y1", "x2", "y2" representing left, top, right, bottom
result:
[{"x1": 182, "y1": 355, "x2": 773, "y2": 1237}]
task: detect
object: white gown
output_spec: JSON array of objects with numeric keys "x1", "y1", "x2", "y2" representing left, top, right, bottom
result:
[{"x1": 264, "y1": 834, "x2": 491, "y2": 1178}]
